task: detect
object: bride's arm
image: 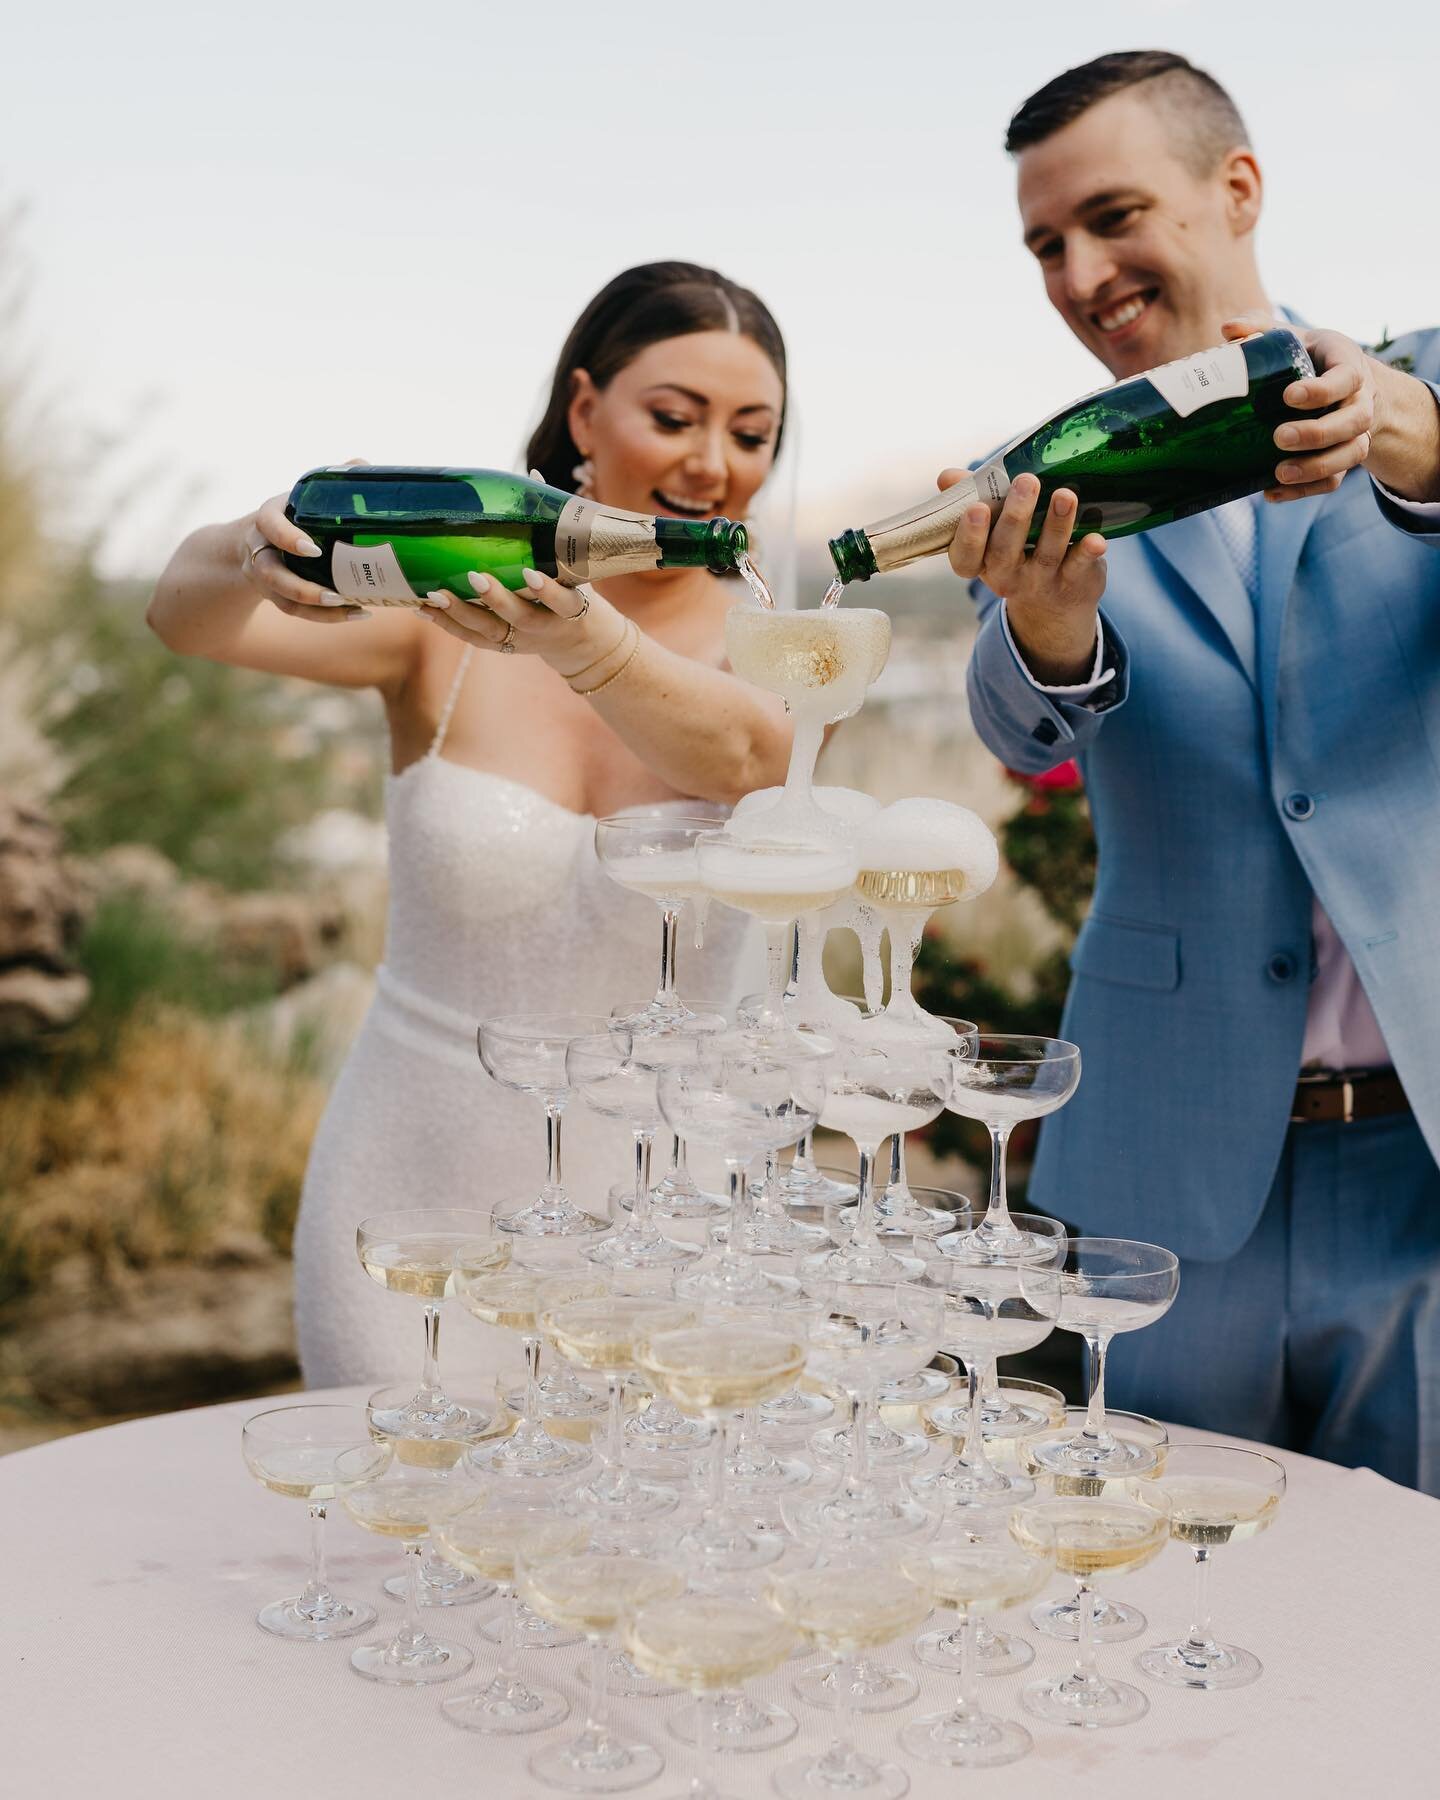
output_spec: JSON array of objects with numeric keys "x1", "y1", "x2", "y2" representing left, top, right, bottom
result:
[{"x1": 421, "y1": 570, "x2": 792, "y2": 806}]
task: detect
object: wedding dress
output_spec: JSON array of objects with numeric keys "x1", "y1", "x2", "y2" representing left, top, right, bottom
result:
[{"x1": 294, "y1": 646, "x2": 758, "y2": 1387}]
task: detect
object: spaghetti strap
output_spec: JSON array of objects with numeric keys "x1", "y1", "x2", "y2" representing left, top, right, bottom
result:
[{"x1": 426, "y1": 645, "x2": 475, "y2": 759}]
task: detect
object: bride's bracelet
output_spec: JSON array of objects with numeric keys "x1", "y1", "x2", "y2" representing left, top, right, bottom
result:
[{"x1": 568, "y1": 619, "x2": 642, "y2": 696}]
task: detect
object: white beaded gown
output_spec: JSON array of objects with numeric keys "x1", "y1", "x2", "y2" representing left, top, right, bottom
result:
[{"x1": 294, "y1": 648, "x2": 759, "y2": 1387}]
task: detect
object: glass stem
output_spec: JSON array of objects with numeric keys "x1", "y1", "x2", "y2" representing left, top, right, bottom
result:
[
  {"x1": 792, "y1": 1127, "x2": 818, "y2": 1180},
  {"x1": 1083, "y1": 1331, "x2": 1113, "y2": 1443},
  {"x1": 396, "y1": 1539, "x2": 426, "y2": 1655},
  {"x1": 955, "y1": 1606, "x2": 980, "y2": 1719},
  {"x1": 725, "y1": 1162, "x2": 752, "y2": 1264},
  {"x1": 1073, "y1": 1579, "x2": 1099, "y2": 1688},
  {"x1": 703, "y1": 1417, "x2": 728, "y2": 1523},
  {"x1": 850, "y1": 1141, "x2": 881, "y2": 1252},
  {"x1": 957, "y1": 1355, "x2": 992, "y2": 1475},
  {"x1": 522, "y1": 1334, "x2": 543, "y2": 1428},
  {"x1": 298, "y1": 1502, "x2": 331, "y2": 1616},
  {"x1": 419, "y1": 1302, "x2": 442, "y2": 1403},
  {"x1": 632, "y1": 1130, "x2": 655, "y2": 1231},
  {"x1": 605, "y1": 1374, "x2": 625, "y2": 1470},
  {"x1": 691, "y1": 1689, "x2": 721, "y2": 1800},
  {"x1": 762, "y1": 921, "x2": 793, "y2": 1032},
  {"x1": 848, "y1": 1389, "x2": 872, "y2": 1485},
  {"x1": 543, "y1": 1098, "x2": 565, "y2": 1201},
  {"x1": 657, "y1": 907, "x2": 680, "y2": 1009},
  {"x1": 496, "y1": 1585, "x2": 522, "y2": 1691},
  {"x1": 830, "y1": 1669, "x2": 861, "y2": 1768},
  {"x1": 985, "y1": 1123, "x2": 1013, "y2": 1229},
  {"x1": 586, "y1": 1635, "x2": 611, "y2": 1734},
  {"x1": 1187, "y1": 1548, "x2": 1215, "y2": 1651}
]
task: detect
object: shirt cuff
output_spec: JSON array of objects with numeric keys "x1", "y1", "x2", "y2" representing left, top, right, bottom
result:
[
  {"x1": 1371, "y1": 477, "x2": 1440, "y2": 523},
  {"x1": 1001, "y1": 598, "x2": 1115, "y2": 698}
]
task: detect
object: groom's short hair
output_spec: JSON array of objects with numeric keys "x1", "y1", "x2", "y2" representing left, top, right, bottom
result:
[{"x1": 1006, "y1": 51, "x2": 1250, "y2": 177}]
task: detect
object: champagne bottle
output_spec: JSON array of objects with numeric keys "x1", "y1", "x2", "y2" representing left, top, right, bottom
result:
[
  {"x1": 281, "y1": 466, "x2": 750, "y2": 603},
  {"x1": 828, "y1": 327, "x2": 1317, "y2": 581}
]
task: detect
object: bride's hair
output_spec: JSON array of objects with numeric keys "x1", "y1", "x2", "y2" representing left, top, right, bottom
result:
[{"x1": 525, "y1": 261, "x2": 787, "y2": 490}]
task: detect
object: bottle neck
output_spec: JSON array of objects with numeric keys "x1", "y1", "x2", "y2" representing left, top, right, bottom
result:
[
  {"x1": 653, "y1": 517, "x2": 749, "y2": 574},
  {"x1": 828, "y1": 529, "x2": 877, "y2": 584}
]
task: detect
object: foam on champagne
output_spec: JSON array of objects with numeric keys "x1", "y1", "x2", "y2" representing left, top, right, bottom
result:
[
  {"x1": 854, "y1": 798, "x2": 999, "y2": 906},
  {"x1": 725, "y1": 605, "x2": 892, "y2": 724}
]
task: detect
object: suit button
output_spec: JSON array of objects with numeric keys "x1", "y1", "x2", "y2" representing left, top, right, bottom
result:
[
  {"x1": 1266, "y1": 951, "x2": 1299, "y2": 983},
  {"x1": 1283, "y1": 791, "x2": 1315, "y2": 821}
]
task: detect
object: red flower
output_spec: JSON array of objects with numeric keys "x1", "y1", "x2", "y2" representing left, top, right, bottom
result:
[{"x1": 1006, "y1": 759, "x2": 1083, "y2": 793}]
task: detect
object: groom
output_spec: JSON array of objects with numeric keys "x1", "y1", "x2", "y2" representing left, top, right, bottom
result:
[{"x1": 950, "y1": 51, "x2": 1440, "y2": 1491}]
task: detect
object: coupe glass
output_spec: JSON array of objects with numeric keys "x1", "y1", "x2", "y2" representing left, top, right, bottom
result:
[
  {"x1": 566, "y1": 1027, "x2": 702, "y2": 1270},
  {"x1": 911, "y1": 1224, "x2": 1064, "y2": 1512},
  {"x1": 944, "y1": 1035, "x2": 1081, "y2": 1258},
  {"x1": 1013, "y1": 1495, "x2": 1170, "y2": 1728},
  {"x1": 478, "y1": 1013, "x2": 611, "y2": 1236},
  {"x1": 768, "y1": 1550, "x2": 935, "y2": 1800},
  {"x1": 850, "y1": 857, "x2": 981, "y2": 1046},
  {"x1": 900, "y1": 1525, "x2": 1055, "y2": 1768},
  {"x1": 1133, "y1": 1443, "x2": 1285, "y2": 1689},
  {"x1": 1021, "y1": 1409, "x2": 1169, "y2": 1644},
  {"x1": 519, "y1": 1547, "x2": 684, "y2": 1792},
  {"x1": 610, "y1": 1000, "x2": 728, "y2": 1221},
  {"x1": 355, "y1": 1209, "x2": 509, "y2": 1436},
  {"x1": 434, "y1": 1498, "x2": 593, "y2": 1734},
  {"x1": 696, "y1": 833, "x2": 857, "y2": 1045},
  {"x1": 240, "y1": 1405, "x2": 386, "y2": 1640},
  {"x1": 1029, "y1": 1238, "x2": 1180, "y2": 1479},
  {"x1": 594, "y1": 813, "x2": 720, "y2": 1025},
  {"x1": 657, "y1": 1033, "x2": 826, "y2": 1304},
  {"x1": 798, "y1": 1041, "x2": 952, "y2": 1284},
  {"x1": 638, "y1": 1321, "x2": 806, "y2": 1574},
  {"x1": 459, "y1": 1265, "x2": 605, "y2": 1480},
  {"x1": 784, "y1": 1281, "x2": 943, "y2": 1546},
  {"x1": 334, "y1": 1445, "x2": 473, "y2": 1686},
  {"x1": 624, "y1": 1595, "x2": 796, "y2": 1800},
  {"x1": 365, "y1": 1380, "x2": 508, "y2": 1607},
  {"x1": 741, "y1": 1147, "x2": 832, "y2": 1254},
  {"x1": 542, "y1": 1296, "x2": 696, "y2": 1521}
]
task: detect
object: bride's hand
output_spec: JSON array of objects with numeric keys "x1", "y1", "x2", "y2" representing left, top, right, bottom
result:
[{"x1": 423, "y1": 568, "x2": 623, "y2": 679}]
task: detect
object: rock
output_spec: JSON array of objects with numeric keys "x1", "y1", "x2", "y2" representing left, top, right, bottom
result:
[
  {"x1": 209, "y1": 889, "x2": 348, "y2": 989},
  {"x1": 6, "y1": 1255, "x2": 298, "y2": 1415},
  {"x1": 0, "y1": 792, "x2": 92, "y2": 1044},
  {"x1": 79, "y1": 842, "x2": 182, "y2": 905}
]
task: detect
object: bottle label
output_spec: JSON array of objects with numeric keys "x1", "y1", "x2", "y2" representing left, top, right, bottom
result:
[
  {"x1": 861, "y1": 454, "x2": 1011, "y2": 573},
  {"x1": 555, "y1": 496, "x2": 661, "y2": 583},
  {"x1": 330, "y1": 540, "x2": 420, "y2": 604},
  {"x1": 1145, "y1": 342, "x2": 1249, "y2": 418}
]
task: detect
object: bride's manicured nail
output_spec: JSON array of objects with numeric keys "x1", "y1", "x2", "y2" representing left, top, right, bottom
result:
[
  {"x1": 468, "y1": 572, "x2": 491, "y2": 596},
  {"x1": 521, "y1": 568, "x2": 544, "y2": 589},
  {"x1": 344, "y1": 609, "x2": 370, "y2": 622},
  {"x1": 425, "y1": 590, "x2": 452, "y2": 609},
  {"x1": 295, "y1": 533, "x2": 323, "y2": 558},
  {"x1": 528, "y1": 468, "x2": 546, "y2": 484}
]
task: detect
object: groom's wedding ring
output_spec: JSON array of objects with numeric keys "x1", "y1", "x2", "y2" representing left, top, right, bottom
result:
[
  {"x1": 498, "y1": 621, "x2": 517, "y2": 653},
  {"x1": 568, "y1": 589, "x2": 592, "y2": 622}
]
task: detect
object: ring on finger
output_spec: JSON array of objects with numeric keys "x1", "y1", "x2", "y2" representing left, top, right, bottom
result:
[
  {"x1": 499, "y1": 621, "x2": 516, "y2": 653},
  {"x1": 568, "y1": 588, "x2": 591, "y2": 623},
  {"x1": 248, "y1": 541, "x2": 275, "y2": 566}
]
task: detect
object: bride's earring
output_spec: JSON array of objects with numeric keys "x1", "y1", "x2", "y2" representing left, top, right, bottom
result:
[{"x1": 571, "y1": 451, "x2": 595, "y2": 497}]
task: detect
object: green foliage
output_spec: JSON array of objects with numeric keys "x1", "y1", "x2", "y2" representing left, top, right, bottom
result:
[{"x1": 999, "y1": 785, "x2": 1098, "y2": 935}]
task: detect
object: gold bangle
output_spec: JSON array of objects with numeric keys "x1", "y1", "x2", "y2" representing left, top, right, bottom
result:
[
  {"x1": 571, "y1": 621, "x2": 642, "y2": 697},
  {"x1": 564, "y1": 618, "x2": 630, "y2": 689}
]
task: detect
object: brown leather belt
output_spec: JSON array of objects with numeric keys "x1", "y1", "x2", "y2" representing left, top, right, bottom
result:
[{"x1": 1291, "y1": 1069, "x2": 1410, "y2": 1125}]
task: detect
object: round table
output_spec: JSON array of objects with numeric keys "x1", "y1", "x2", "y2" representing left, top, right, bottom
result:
[{"x1": 4, "y1": 1385, "x2": 1435, "y2": 1798}]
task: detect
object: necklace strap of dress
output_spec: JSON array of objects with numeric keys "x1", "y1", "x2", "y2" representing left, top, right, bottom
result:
[{"x1": 426, "y1": 644, "x2": 475, "y2": 759}]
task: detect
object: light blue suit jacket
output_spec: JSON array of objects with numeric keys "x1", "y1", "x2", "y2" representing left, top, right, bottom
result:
[{"x1": 965, "y1": 328, "x2": 1440, "y2": 1262}]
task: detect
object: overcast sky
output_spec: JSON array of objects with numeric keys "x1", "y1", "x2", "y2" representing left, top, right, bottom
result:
[{"x1": 5, "y1": 0, "x2": 1437, "y2": 584}]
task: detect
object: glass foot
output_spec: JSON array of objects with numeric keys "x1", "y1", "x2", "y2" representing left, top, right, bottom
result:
[
  {"x1": 1031, "y1": 1592, "x2": 1145, "y2": 1643},
  {"x1": 256, "y1": 1594, "x2": 375, "y2": 1641},
  {"x1": 785, "y1": 1485, "x2": 935, "y2": 1547},
  {"x1": 642, "y1": 1176, "x2": 728, "y2": 1220},
  {"x1": 572, "y1": 1470, "x2": 680, "y2": 1521},
  {"x1": 760, "y1": 1390, "x2": 835, "y2": 1439},
  {"x1": 795, "y1": 1660, "x2": 917, "y2": 1713},
  {"x1": 916, "y1": 1623, "x2": 1033, "y2": 1676},
  {"x1": 909, "y1": 1461, "x2": 1034, "y2": 1510},
  {"x1": 773, "y1": 1748, "x2": 908, "y2": 1799},
  {"x1": 470, "y1": 1429, "x2": 593, "y2": 1481},
  {"x1": 1022, "y1": 1671, "x2": 1149, "y2": 1729},
  {"x1": 782, "y1": 1165, "x2": 858, "y2": 1207},
  {"x1": 481, "y1": 1601, "x2": 582, "y2": 1652},
  {"x1": 528, "y1": 1728, "x2": 664, "y2": 1793},
  {"x1": 495, "y1": 1195, "x2": 606, "y2": 1237},
  {"x1": 1137, "y1": 1638, "x2": 1262, "y2": 1690},
  {"x1": 943, "y1": 1219, "x2": 1052, "y2": 1263},
  {"x1": 626, "y1": 1410, "x2": 710, "y2": 1455},
  {"x1": 900, "y1": 1708, "x2": 1032, "y2": 1768},
  {"x1": 668, "y1": 1693, "x2": 797, "y2": 1752},
  {"x1": 1029, "y1": 1429, "x2": 1160, "y2": 1479},
  {"x1": 728, "y1": 1450, "x2": 812, "y2": 1496},
  {"x1": 679, "y1": 1515, "x2": 787, "y2": 1574},
  {"x1": 738, "y1": 1214, "x2": 832, "y2": 1254},
  {"x1": 582, "y1": 1227, "x2": 701, "y2": 1270},
  {"x1": 798, "y1": 1245, "x2": 924, "y2": 1284},
  {"x1": 442, "y1": 1675, "x2": 570, "y2": 1733},
  {"x1": 673, "y1": 1264, "x2": 799, "y2": 1305},
  {"x1": 810, "y1": 1424, "x2": 927, "y2": 1471},
  {"x1": 878, "y1": 1368, "x2": 952, "y2": 1406},
  {"x1": 369, "y1": 1395, "x2": 494, "y2": 1441},
  {"x1": 350, "y1": 1633, "x2": 472, "y2": 1686},
  {"x1": 607, "y1": 1649, "x2": 675, "y2": 1698},
  {"x1": 383, "y1": 1565, "x2": 492, "y2": 1607}
]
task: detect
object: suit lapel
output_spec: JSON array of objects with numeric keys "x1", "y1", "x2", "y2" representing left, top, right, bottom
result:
[
  {"x1": 1255, "y1": 492, "x2": 1325, "y2": 757},
  {"x1": 1142, "y1": 512, "x2": 1257, "y2": 686}
]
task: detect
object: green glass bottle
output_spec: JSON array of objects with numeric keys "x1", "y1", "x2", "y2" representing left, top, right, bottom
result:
[
  {"x1": 828, "y1": 327, "x2": 1318, "y2": 582},
  {"x1": 282, "y1": 467, "x2": 750, "y2": 602}
]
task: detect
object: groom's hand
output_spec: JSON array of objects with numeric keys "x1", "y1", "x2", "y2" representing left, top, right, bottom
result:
[{"x1": 942, "y1": 469, "x2": 1107, "y2": 685}]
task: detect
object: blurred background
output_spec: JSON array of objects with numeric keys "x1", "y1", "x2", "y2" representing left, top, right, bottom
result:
[{"x1": 2, "y1": 0, "x2": 1433, "y2": 1449}]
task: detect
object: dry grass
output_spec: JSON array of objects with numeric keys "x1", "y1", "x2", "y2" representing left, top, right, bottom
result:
[{"x1": 0, "y1": 1005, "x2": 326, "y2": 1302}]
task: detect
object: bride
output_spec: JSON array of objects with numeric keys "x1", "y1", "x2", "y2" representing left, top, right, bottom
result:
[{"x1": 148, "y1": 262, "x2": 793, "y2": 1384}]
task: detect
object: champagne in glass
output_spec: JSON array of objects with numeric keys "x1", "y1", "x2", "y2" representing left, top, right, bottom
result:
[
  {"x1": 1133, "y1": 1444, "x2": 1285, "y2": 1690},
  {"x1": 595, "y1": 814, "x2": 722, "y2": 1026},
  {"x1": 241, "y1": 1406, "x2": 387, "y2": 1641}
]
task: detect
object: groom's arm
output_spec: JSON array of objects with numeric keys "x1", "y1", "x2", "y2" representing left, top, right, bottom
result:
[{"x1": 945, "y1": 469, "x2": 1130, "y2": 773}]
